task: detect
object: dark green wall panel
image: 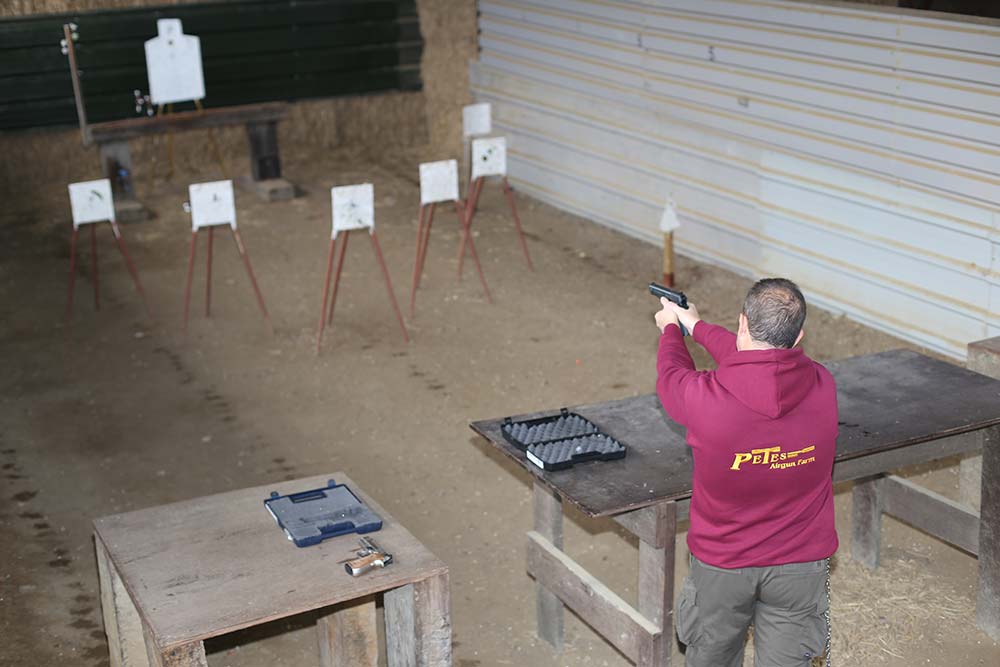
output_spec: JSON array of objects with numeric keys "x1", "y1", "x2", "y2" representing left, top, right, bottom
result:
[{"x1": 0, "y1": 0, "x2": 423, "y2": 130}]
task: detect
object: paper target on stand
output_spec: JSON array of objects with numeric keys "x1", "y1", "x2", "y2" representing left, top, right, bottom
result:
[
  {"x1": 462, "y1": 103, "x2": 491, "y2": 137},
  {"x1": 145, "y1": 19, "x2": 206, "y2": 105},
  {"x1": 660, "y1": 197, "x2": 681, "y2": 232},
  {"x1": 419, "y1": 160, "x2": 459, "y2": 205},
  {"x1": 68, "y1": 179, "x2": 115, "y2": 227},
  {"x1": 188, "y1": 180, "x2": 236, "y2": 230},
  {"x1": 331, "y1": 184, "x2": 374, "y2": 239},
  {"x1": 471, "y1": 137, "x2": 507, "y2": 179}
]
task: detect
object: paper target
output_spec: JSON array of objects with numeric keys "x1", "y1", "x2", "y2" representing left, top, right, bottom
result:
[
  {"x1": 419, "y1": 160, "x2": 459, "y2": 205},
  {"x1": 471, "y1": 137, "x2": 507, "y2": 179},
  {"x1": 660, "y1": 197, "x2": 681, "y2": 232},
  {"x1": 331, "y1": 183, "x2": 374, "y2": 238},
  {"x1": 463, "y1": 103, "x2": 491, "y2": 137},
  {"x1": 145, "y1": 19, "x2": 206, "y2": 105},
  {"x1": 68, "y1": 179, "x2": 115, "y2": 227},
  {"x1": 188, "y1": 180, "x2": 236, "y2": 230}
]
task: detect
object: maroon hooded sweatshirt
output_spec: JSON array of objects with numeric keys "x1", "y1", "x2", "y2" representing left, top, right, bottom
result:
[{"x1": 657, "y1": 320, "x2": 839, "y2": 569}]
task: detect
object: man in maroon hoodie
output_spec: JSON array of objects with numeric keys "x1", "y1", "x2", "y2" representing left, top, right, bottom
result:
[{"x1": 654, "y1": 278, "x2": 838, "y2": 667}]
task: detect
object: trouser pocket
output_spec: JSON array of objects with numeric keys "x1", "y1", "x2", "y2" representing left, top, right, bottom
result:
[{"x1": 675, "y1": 575, "x2": 701, "y2": 646}]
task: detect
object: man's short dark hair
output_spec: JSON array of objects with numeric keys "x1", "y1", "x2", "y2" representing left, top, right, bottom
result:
[{"x1": 742, "y1": 278, "x2": 806, "y2": 348}]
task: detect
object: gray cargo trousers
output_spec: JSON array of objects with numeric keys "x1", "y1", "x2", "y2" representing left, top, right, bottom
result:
[{"x1": 676, "y1": 555, "x2": 831, "y2": 667}]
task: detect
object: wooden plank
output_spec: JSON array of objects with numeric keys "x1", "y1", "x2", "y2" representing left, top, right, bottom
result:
[
  {"x1": 851, "y1": 475, "x2": 885, "y2": 570},
  {"x1": 977, "y1": 425, "x2": 1000, "y2": 641},
  {"x1": 384, "y1": 573, "x2": 452, "y2": 667},
  {"x1": 613, "y1": 500, "x2": 675, "y2": 548},
  {"x1": 636, "y1": 502, "x2": 676, "y2": 667},
  {"x1": 882, "y1": 474, "x2": 979, "y2": 555},
  {"x1": 470, "y1": 349, "x2": 1000, "y2": 518},
  {"x1": 526, "y1": 531, "x2": 659, "y2": 662},
  {"x1": 95, "y1": 535, "x2": 149, "y2": 667},
  {"x1": 142, "y1": 630, "x2": 206, "y2": 667},
  {"x1": 89, "y1": 102, "x2": 288, "y2": 142},
  {"x1": 833, "y1": 429, "x2": 983, "y2": 482},
  {"x1": 533, "y1": 482, "x2": 564, "y2": 651},
  {"x1": 318, "y1": 596, "x2": 378, "y2": 667},
  {"x1": 92, "y1": 473, "x2": 448, "y2": 650}
]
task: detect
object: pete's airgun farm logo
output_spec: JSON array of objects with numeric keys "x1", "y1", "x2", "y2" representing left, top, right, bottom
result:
[{"x1": 731, "y1": 445, "x2": 816, "y2": 471}]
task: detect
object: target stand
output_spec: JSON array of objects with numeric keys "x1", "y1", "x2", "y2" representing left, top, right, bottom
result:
[
  {"x1": 65, "y1": 178, "x2": 150, "y2": 323},
  {"x1": 458, "y1": 136, "x2": 533, "y2": 278},
  {"x1": 316, "y1": 183, "x2": 409, "y2": 354},
  {"x1": 409, "y1": 160, "x2": 492, "y2": 318},
  {"x1": 182, "y1": 180, "x2": 271, "y2": 334}
]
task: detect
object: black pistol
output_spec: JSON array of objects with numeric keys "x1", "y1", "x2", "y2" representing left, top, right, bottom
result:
[{"x1": 649, "y1": 282, "x2": 689, "y2": 336}]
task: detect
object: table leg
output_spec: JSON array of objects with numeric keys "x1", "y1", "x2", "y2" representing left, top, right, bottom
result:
[
  {"x1": 384, "y1": 572, "x2": 452, "y2": 667},
  {"x1": 318, "y1": 595, "x2": 378, "y2": 667},
  {"x1": 977, "y1": 425, "x2": 1000, "y2": 640},
  {"x1": 95, "y1": 536, "x2": 149, "y2": 667},
  {"x1": 852, "y1": 474, "x2": 885, "y2": 569},
  {"x1": 142, "y1": 627, "x2": 207, "y2": 667},
  {"x1": 637, "y1": 502, "x2": 676, "y2": 667},
  {"x1": 533, "y1": 481, "x2": 564, "y2": 650}
]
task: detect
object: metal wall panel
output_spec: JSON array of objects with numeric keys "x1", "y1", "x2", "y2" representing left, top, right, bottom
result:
[{"x1": 473, "y1": 0, "x2": 1000, "y2": 358}]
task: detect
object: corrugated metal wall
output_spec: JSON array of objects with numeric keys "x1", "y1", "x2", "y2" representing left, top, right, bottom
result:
[{"x1": 471, "y1": 0, "x2": 1000, "y2": 358}]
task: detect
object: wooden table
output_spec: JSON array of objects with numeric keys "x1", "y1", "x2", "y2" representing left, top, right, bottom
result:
[
  {"x1": 470, "y1": 349, "x2": 1000, "y2": 666},
  {"x1": 93, "y1": 473, "x2": 451, "y2": 667},
  {"x1": 88, "y1": 102, "x2": 296, "y2": 221}
]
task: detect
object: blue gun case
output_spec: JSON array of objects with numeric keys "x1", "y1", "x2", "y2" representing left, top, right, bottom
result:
[{"x1": 264, "y1": 480, "x2": 382, "y2": 547}]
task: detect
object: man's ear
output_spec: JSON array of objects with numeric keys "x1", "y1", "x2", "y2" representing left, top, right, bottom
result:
[
  {"x1": 794, "y1": 329, "x2": 804, "y2": 348},
  {"x1": 738, "y1": 313, "x2": 748, "y2": 336}
]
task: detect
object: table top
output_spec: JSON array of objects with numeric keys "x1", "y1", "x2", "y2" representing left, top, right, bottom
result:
[
  {"x1": 470, "y1": 349, "x2": 1000, "y2": 518},
  {"x1": 93, "y1": 473, "x2": 446, "y2": 649}
]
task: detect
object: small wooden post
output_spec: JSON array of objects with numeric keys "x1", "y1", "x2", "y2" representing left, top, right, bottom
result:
[
  {"x1": 533, "y1": 481, "x2": 565, "y2": 650},
  {"x1": 962, "y1": 337, "x2": 1000, "y2": 510},
  {"x1": 96, "y1": 536, "x2": 147, "y2": 667},
  {"x1": 384, "y1": 573, "x2": 452, "y2": 666},
  {"x1": 662, "y1": 231, "x2": 675, "y2": 288},
  {"x1": 852, "y1": 475, "x2": 885, "y2": 569},
  {"x1": 977, "y1": 425, "x2": 1000, "y2": 641},
  {"x1": 636, "y1": 502, "x2": 676, "y2": 667},
  {"x1": 318, "y1": 596, "x2": 378, "y2": 667}
]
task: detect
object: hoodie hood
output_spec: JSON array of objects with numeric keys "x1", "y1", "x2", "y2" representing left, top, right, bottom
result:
[{"x1": 715, "y1": 347, "x2": 817, "y2": 418}]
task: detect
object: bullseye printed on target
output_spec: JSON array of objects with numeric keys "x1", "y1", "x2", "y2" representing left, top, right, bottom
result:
[
  {"x1": 68, "y1": 179, "x2": 115, "y2": 227},
  {"x1": 419, "y1": 160, "x2": 460, "y2": 205},
  {"x1": 331, "y1": 184, "x2": 375, "y2": 239},
  {"x1": 471, "y1": 137, "x2": 507, "y2": 180}
]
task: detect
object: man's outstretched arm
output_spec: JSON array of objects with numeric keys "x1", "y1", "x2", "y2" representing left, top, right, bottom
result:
[
  {"x1": 654, "y1": 300, "x2": 700, "y2": 426},
  {"x1": 659, "y1": 299, "x2": 737, "y2": 365}
]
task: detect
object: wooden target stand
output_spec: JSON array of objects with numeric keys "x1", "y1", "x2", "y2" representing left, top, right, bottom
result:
[
  {"x1": 457, "y1": 136, "x2": 533, "y2": 278},
  {"x1": 159, "y1": 99, "x2": 228, "y2": 179},
  {"x1": 409, "y1": 159, "x2": 492, "y2": 318},
  {"x1": 182, "y1": 180, "x2": 271, "y2": 334},
  {"x1": 65, "y1": 178, "x2": 150, "y2": 322},
  {"x1": 316, "y1": 184, "x2": 409, "y2": 354}
]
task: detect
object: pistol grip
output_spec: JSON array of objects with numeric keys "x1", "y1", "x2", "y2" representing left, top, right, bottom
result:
[{"x1": 345, "y1": 552, "x2": 385, "y2": 577}]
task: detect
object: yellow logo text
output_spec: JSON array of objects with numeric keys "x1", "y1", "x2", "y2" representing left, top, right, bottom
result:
[{"x1": 730, "y1": 445, "x2": 816, "y2": 471}]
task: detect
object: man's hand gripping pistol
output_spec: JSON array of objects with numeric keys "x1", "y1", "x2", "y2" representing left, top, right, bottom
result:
[{"x1": 342, "y1": 536, "x2": 393, "y2": 576}]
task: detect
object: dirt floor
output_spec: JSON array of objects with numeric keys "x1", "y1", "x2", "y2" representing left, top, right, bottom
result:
[{"x1": 1, "y1": 150, "x2": 998, "y2": 667}]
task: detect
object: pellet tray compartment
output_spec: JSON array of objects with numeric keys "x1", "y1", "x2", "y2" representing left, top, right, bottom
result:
[
  {"x1": 526, "y1": 433, "x2": 627, "y2": 471},
  {"x1": 501, "y1": 408, "x2": 600, "y2": 450}
]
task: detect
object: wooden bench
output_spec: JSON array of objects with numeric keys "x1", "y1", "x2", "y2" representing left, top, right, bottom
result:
[
  {"x1": 88, "y1": 102, "x2": 296, "y2": 221},
  {"x1": 470, "y1": 349, "x2": 1000, "y2": 666},
  {"x1": 93, "y1": 472, "x2": 451, "y2": 666}
]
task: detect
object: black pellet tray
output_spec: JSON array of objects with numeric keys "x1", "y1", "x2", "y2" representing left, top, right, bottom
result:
[
  {"x1": 526, "y1": 433, "x2": 627, "y2": 471},
  {"x1": 501, "y1": 408, "x2": 600, "y2": 450}
]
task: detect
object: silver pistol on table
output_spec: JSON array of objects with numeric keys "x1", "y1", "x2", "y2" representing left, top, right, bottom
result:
[{"x1": 343, "y1": 536, "x2": 393, "y2": 576}]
